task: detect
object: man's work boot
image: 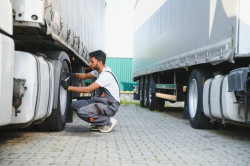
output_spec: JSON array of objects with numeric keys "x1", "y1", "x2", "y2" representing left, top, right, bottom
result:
[
  {"x1": 99, "y1": 117, "x2": 117, "y2": 133},
  {"x1": 90, "y1": 124, "x2": 101, "y2": 131}
]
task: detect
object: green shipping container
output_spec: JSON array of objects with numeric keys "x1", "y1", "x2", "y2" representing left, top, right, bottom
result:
[{"x1": 106, "y1": 57, "x2": 136, "y2": 91}]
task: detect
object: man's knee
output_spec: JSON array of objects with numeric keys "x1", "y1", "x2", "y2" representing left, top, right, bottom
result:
[
  {"x1": 71, "y1": 101, "x2": 80, "y2": 112},
  {"x1": 70, "y1": 105, "x2": 76, "y2": 113}
]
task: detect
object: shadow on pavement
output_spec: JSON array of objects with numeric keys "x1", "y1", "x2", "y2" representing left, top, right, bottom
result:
[
  {"x1": 0, "y1": 130, "x2": 26, "y2": 145},
  {"x1": 162, "y1": 106, "x2": 184, "y2": 119},
  {"x1": 165, "y1": 107, "x2": 250, "y2": 139},
  {"x1": 154, "y1": 106, "x2": 250, "y2": 140}
]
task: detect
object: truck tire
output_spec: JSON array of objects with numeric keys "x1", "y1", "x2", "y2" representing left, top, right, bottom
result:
[
  {"x1": 144, "y1": 76, "x2": 149, "y2": 108},
  {"x1": 36, "y1": 60, "x2": 71, "y2": 131},
  {"x1": 187, "y1": 69, "x2": 213, "y2": 129},
  {"x1": 148, "y1": 75, "x2": 165, "y2": 111},
  {"x1": 139, "y1": 76, "x2": 144, "y2": 107}
]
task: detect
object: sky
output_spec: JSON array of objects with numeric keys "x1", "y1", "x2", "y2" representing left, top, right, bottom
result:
[{"x1": 105, "y1": 0, "x2": 136, "y2": 58}]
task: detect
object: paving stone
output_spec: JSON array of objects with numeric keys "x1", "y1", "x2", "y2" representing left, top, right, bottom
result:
[{"x1": 0, "y1": 105, "x2": 250, "y2": 165}]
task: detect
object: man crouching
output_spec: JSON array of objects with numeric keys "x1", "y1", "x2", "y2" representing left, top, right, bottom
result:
[{"x1": 61, "y1": 50, "x2": 120, "y2": 133}]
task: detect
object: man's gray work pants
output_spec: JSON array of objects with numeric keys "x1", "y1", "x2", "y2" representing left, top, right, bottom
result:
[{"x1": 71, "y1": 99, "x2": 114, "y2": 126}]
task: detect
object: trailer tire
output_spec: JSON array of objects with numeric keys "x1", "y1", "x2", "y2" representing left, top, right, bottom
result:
[
  {"x1": 187, "y1": 69, "x2": 213, "y2": 129},
  {"x1": 148, "y1": 75, "x2": 165, "y2": 111},
  {"x1": 36, "y1": 60, "x2": 71, "y2": 131},
  {"x1": 149, "y1": 96, "x2": 165, "y2": 111},
  {"x1": 139, "y1": 76, "x2": 144, "y2": 107},
  {"x1": 144, "y1": 76, "x2": 149, "y2": 108}
]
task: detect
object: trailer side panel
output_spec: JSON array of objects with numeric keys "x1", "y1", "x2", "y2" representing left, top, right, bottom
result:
[{"x1": 133, "y1": 0, "x2": 239, "y2": 78}]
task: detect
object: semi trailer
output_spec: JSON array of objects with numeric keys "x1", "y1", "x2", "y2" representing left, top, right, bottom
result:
[
  {"x1": 0, "y1": 0, "x2": 106, "y2": 131},
  {"x1": 133, "y1": 0, "x2": 250, "y2": 128}
]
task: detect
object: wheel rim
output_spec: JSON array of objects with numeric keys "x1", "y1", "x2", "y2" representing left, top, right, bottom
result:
[
  {"x1": 189, "y1": 79, "x2": 198, "y2": 118},
  {"x1": 60, "y1": 70, "x2": 67, "y2": 116}
]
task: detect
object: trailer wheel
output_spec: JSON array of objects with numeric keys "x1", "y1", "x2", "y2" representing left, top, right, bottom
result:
[
  {"x1": 187, "y1": 69, "x2": 213, "y2": 129},
  {"x1": 139, "y1": 76, "x2": 144, "y2": 107},
  {"x1": 148, "y1": 75, "x2": 154, "y2": 110},
  {"x1": 148, "y1": 75, "x2": 165, "y2": 111},
  {"x1": 37, "y1": 60, "x2": 71, "y2": 131},
  {"x1": 144, "y1": 76, "x2": 149, "y2": 108}
]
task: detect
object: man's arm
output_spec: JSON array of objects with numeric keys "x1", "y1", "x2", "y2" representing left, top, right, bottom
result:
[
  {"x1": 67, "y1": 82, "x2": 100, "y2": 93},
  {"x1": 75, "y1": 72, "x2": 94, "y2": 80}
]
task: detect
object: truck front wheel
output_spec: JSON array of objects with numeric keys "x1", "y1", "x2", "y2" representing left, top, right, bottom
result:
[
  {"x1": 36, "y1": 60, "x2": 71, "y2": 131},
  {"x1": 187, "y1": 69, "x2": 213, "y2": 129}
]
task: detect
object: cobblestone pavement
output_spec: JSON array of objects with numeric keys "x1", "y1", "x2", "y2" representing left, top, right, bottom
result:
[{"x1": 0, "y1": 105, "x2": 250, "y2": 166}]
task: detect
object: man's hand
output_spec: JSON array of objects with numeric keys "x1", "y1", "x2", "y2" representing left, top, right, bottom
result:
[
  {"x1": 61, "y1": 80, "x2": 68, "y2": 90},
  {"x1": 67, "y1": 73, "x2": 76, "y2": 78}
]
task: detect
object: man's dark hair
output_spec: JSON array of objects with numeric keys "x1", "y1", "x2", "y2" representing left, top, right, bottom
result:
[{"x1": 89, "y1": 50, "x2": 106, "y2": 65}]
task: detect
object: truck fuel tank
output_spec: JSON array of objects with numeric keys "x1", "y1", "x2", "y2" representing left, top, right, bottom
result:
[
  {"x1": 10, "y1": 51, "x2": 54, "y2": 124},
  {"x1": 203, "y1": 74, "x2": 247, "y2": 123},
  {"x1": 0, "y1": 34, "x2": 14, "y2": 126}
]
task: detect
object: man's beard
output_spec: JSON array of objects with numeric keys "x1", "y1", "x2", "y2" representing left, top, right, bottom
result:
[{"x1": 93, "y1": 63, "x2": 99, "y2": 70}]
